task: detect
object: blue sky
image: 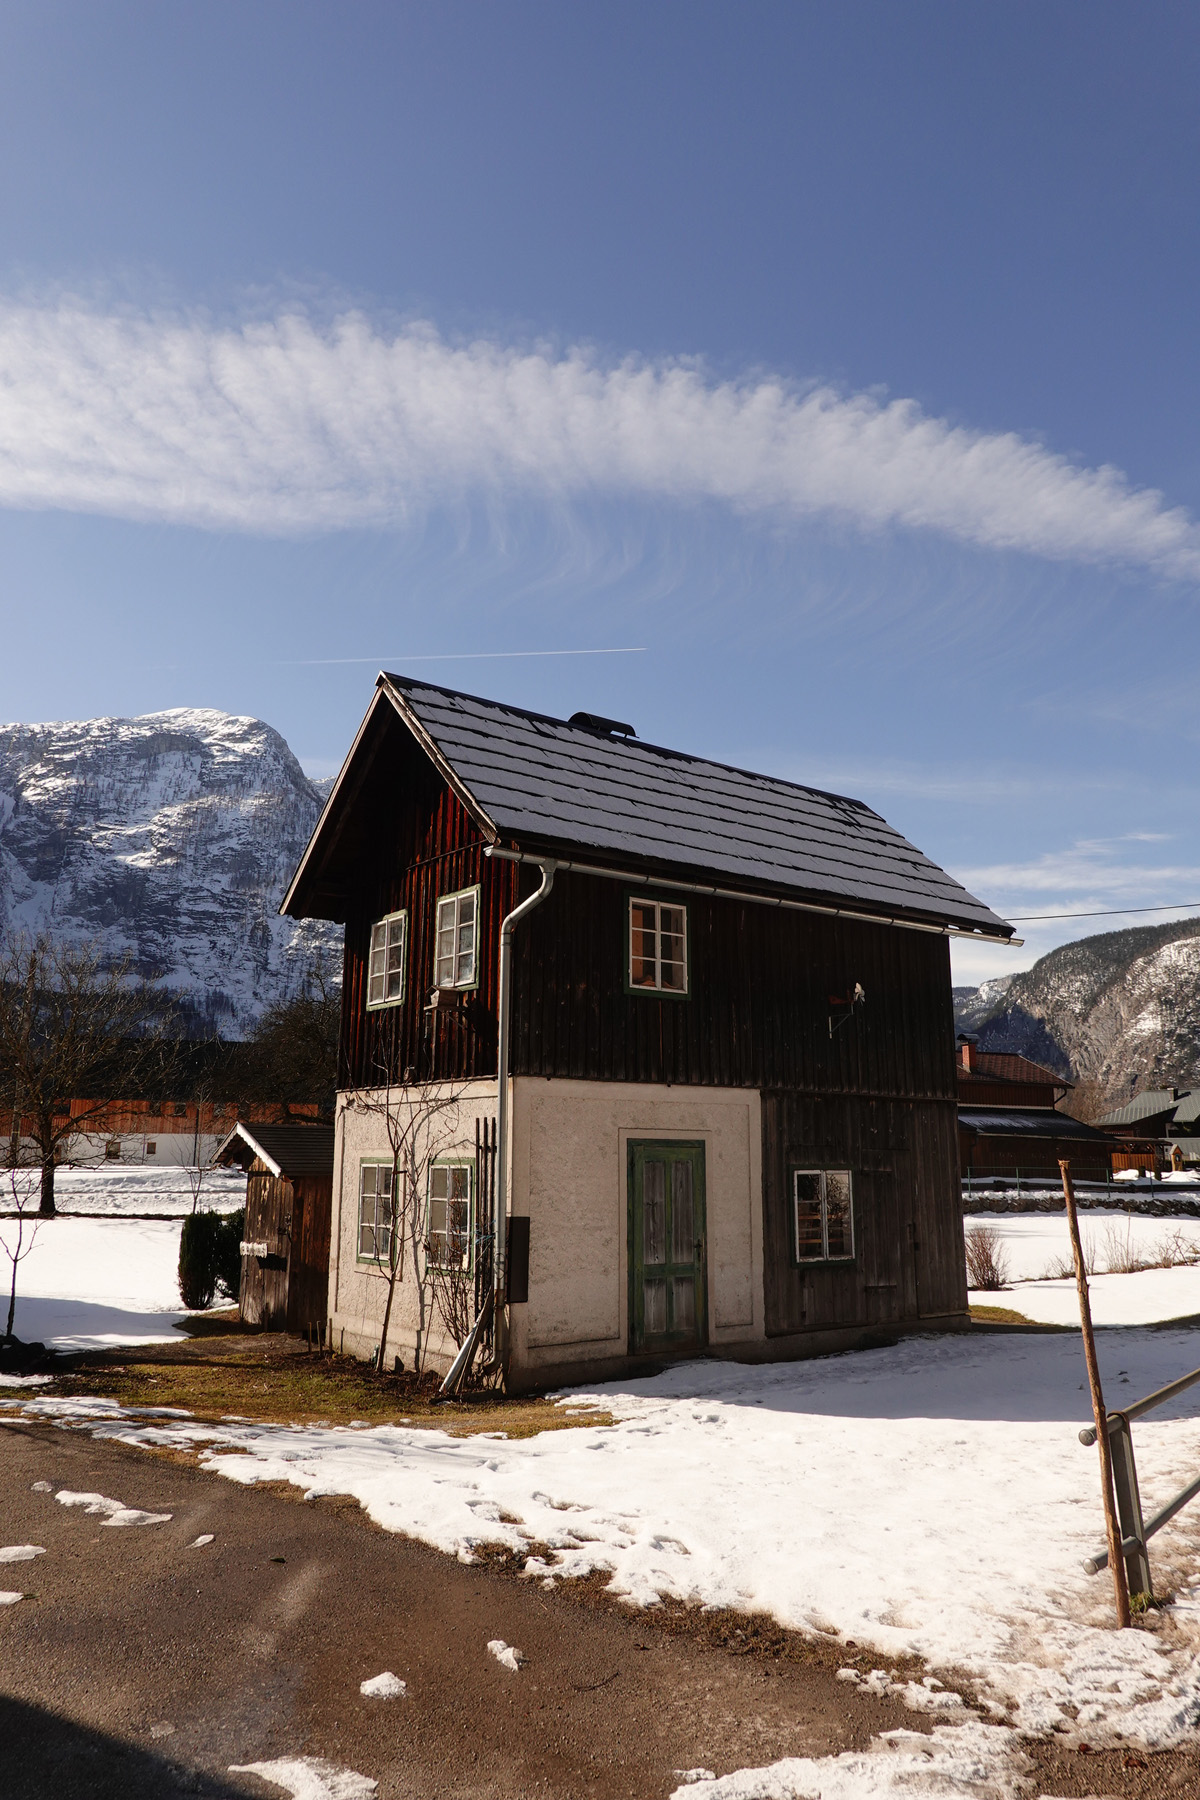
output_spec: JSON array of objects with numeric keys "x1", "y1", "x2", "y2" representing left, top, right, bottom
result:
[{"x1": 1, "y1": 3, "x2": 1199, "y2": 984}]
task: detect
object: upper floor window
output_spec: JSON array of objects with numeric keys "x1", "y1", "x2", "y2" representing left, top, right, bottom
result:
[
  {"x1": 435, "y1": 886, "x2": 479, "y2": 989},
  {"x1": 629, "y1": 897, "x2": 688, "y2": 994},
  {"x1": 792, "y1": 1170, "x2": 854, "y2": 1264},
  {"x1": 367, "y1": 910, "x2": 407, "y2": 1008}
]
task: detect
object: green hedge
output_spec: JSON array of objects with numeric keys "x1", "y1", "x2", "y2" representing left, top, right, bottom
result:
[{"x1": 179, "y1": 1209, "x2": 245, "y2": 1311}]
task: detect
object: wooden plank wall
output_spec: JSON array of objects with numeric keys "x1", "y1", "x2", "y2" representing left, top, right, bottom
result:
[
  {"x1": 510, "y1": 868, "x2": 958, "y2": 1097},
  {"x1": 761, "y1": 1091, "x2": 966, "y2": 1334},
  {"x1": 339, "y1": 726, "x2": 516, "y2": 1089},
  {"x1": 238, "y1": 1165, "x2": 332, "y2": 1331}
]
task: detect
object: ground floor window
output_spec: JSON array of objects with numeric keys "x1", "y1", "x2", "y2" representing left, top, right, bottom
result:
[
  {"x1": 427, "y1": 1162, "x2": 472, "y2": 1269},
  {"x1": 791, "y1": 1169, "x2": 854, "y2": 1263},
  {"x1": 358, "y1": 1161, "x2": 395, "y2": 1262}
]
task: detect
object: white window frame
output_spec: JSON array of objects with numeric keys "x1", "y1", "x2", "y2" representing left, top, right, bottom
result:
[
  {"x1": 434, "y1": 885, "x2": 480, "y2": 990},
  {"x1": 367, "y1": 909, "x2": 408, "y2": 1009},
  {"x1": 791, "y1": 1169, "x2": 855, "y2": 1264},
  {"x1": 425, "y1": 1160, "x2": 474, "y2": 1272},
  {"x1": 357, "y1": 1160, "x2": 396, "y2": 1264},
  {"x1": 628, "y1": 896, "x2": 689, "y2": 995}
]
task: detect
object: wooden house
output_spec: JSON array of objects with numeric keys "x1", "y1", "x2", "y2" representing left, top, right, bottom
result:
[
  {"x1": 956, "y1": 1038, "x2": 1113, "y2": 1181},
  {"x1": 281, "y1": 675, "x2": 1018, "y2": 1389},
  {"x1": 214, "y1": 1122, "x2": 335, "y2": 1332}
]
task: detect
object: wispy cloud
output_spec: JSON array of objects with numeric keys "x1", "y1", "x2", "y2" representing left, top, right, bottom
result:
[{"x1": 0, "y1": 301, "x2": 1195, "y2": 573}]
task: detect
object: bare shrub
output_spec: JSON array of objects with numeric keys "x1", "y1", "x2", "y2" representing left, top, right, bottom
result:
[
  {"x1": 1153, "y1": 1227, "x2": 1200, "y2": 1269},
  {"x1": 1101, "y1": 1221, "x2": 1149, "y2": 1276},
  {"x1": 965, "y1": 1224, "x2": 1010, "y2": 1291}
]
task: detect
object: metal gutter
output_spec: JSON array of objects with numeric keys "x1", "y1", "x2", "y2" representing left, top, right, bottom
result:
[{"x1": 484, "y1": 847, "x2": 1020, "y2": 946}]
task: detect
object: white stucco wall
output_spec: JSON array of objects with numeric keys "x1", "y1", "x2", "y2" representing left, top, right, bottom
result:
[
  {"x1": 509, "y1": 1077, "x2": 763, "y2": 1379},
  {"x1": 327, "y1": 1080, "x2": 496, "y2": 1371},
  {"x1": 327, "y1": 1076, "x2": 763, "y2": 1381}
]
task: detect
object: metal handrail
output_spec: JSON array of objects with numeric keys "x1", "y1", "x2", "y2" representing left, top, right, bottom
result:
[
  {"x1": 1081, "y1": 1361, "x2": 1200, "y2": 1592},
  {"x1": 1080, "y1": 1363, "x2": 1200, "y2": 1442}
]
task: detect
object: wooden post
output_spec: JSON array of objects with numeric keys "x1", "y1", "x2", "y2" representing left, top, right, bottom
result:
[{"x1": 1060, "y1": 1159, "x2": 1131, "y2": 1628}]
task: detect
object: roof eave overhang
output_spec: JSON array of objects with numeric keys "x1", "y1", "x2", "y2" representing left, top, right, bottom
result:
[
  {"x1": 213, "y1": 1121, "x2": 283, "y2": 1177},
  {"x1": 489, "y1": 834, "x2": 1016, "y2": 945},
  {"x1": 280, "y1": 674, "x2": 500, "y2": 921}
]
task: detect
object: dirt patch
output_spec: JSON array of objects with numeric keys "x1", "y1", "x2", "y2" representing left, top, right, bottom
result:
[{"x1": 36, "y1": 1319, "x2": 614, "y2": 1438}]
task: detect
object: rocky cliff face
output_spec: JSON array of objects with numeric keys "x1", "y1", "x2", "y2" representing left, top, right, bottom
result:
[
  {"x1": 0, "y1": 707, "x2": 339, "y2": 1036},
  {"x1": 953, "y1": 919, "x2": 1200, "y2": 1101}
]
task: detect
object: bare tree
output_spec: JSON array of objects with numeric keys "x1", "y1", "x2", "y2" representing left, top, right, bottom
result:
[
  {"x1": 243, "y1": 949, "x2": 340, "y2": 1120},
  {"x1": 0, "y1": 933, "x2": 178, "y2": 1216},
  {"x1": 1, "y1": 1165, "x2": 42, "y2": 1343},
  {"x1": 343, "y1": 1079, "x2": 474, "y2": 1376}
]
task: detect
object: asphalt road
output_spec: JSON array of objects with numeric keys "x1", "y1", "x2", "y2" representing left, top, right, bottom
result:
[{"x1": 0, "y1": 1417, "x2": 921, "y2": 1800}]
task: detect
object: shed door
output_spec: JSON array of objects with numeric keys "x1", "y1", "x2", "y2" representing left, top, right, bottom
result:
[{"x1": 628, "y1": 1141, "x2": 707, "y2": 1354}]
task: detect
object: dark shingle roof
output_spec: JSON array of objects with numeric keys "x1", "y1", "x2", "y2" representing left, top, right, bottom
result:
[
  {"x1": 381, "y1": 676, "x2": 1010, "y2": 937},
  {"x1": 215, "y1": 1122, "x2": 334, "y2": 1178},
  {"x1": 958, "y1": 1109, "x2": 1112, "y2": 1141}
]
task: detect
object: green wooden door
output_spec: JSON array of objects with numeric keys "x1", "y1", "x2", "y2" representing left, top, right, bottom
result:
[{"x1": 628, "y1": 1141, "x2": 707, "y2": 1354}]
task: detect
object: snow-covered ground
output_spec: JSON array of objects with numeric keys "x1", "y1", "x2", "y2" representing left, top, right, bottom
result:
[
  {"x1": 1, "y1": 1166, "x2": 246, "y2": 1216},
  {"x1": 1, "y1": 1216, "x2": 202, "y2": 1348},
  {"x1": 967, "y1": 1209, "x2": 1200, "y2": 1326},
  {"x1": 11, "y1": 1326, "x2": 1200, "y2": 1764}
]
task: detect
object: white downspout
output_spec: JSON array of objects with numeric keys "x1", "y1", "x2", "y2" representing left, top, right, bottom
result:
[{"x1": 493, "y1": 855, "x2": 556, "y2": 1341}]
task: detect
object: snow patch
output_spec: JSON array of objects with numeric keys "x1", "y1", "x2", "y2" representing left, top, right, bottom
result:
[
  {"x1": 0, "y1": 1591, "x2": 24, "y2": 1605},
  {"x1": 55, "y1": 1489, "x2": 171, "y2": 1527},
  {"x1": 359, "y1": 1671, "x2": 406, "y2": 1698},
  {"x1": 0, "y1": 1545, "x2": 45, "y2": 1562},
  {"x1": 13, "y1": 1330, "x2": 1200, "y2": 1750},
  {"x1": 487, "y1": 1638, "x2": 524, "y2": 1671},
  {"x1": 227, "y1": 1757, "x2": 377, "y2": 1799},
  {"x1": 187, "y1": 1534, "x2": 214, "y2": 1549},
  {"x1": 668, "y1": 1723, "x2": 1027, "y2": 1800}
]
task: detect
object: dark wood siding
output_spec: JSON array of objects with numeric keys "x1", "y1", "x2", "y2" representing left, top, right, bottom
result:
[
  {"x1": 342, "y1": 798, "x2": 960, "y2": 1099},
  {"x1": 239, "y1": 1162, "x2": 332, "y2": 1332},
  {"x1": 761, "y1": 1091, "x2": 966, "y2": 1334},
  {"x1": 339, "y1": 722, "x2": 516, "y2": 1089},
  {"x1": 509, "y1": 867, "x2": 957, "y2": 1097}
]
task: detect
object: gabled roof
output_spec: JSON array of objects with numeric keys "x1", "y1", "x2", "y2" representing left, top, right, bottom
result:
[
  {"x1": 214, "y1": 1122, "x2": 334, "y2": 1178},
  {"x1": 282, "y1": 674, "x2": 1013, "y2": 940},
  {"x1": 960, "y1": 1053, "x2": 1070, "y2": 1089},
  {"x1": 1096, "y1": 1090, "x2": 1188, "y2": 1129}
]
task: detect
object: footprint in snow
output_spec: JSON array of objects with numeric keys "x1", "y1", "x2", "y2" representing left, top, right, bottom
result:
[
  {"x1": 228, "y1": 1757, "x2": 377, "y2": 1799},
  {"x1": 487, "y1": 1639, "x2": 525, "y2": 1671}
]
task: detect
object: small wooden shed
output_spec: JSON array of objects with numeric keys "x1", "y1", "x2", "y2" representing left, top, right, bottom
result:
[{"x1": 215, "y1": 1122, "x2": 335, "y2": 1333}]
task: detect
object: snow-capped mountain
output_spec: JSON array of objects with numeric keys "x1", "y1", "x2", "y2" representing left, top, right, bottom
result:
[
  {"x1": 954, "y1": 918, "x2": 1200, "y2": 1103},
  {"x1": 0, "y1": 707, "x2": 339, "y2": 1036}
]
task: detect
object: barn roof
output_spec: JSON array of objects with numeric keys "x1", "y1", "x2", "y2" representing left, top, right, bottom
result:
[
  {"x1": 282, "y1": 673, "x2": 1013, "y2": 940},
  {"x1": 214, "y1": 1122, "x2": 334, "y2": 1179},
  {"x1": 958, "y1": 1109, "x2": 1111, "y2": 1142},
  {"x1": 1095, "y1": 1090, "x2": 1186, "y2": 1129}
]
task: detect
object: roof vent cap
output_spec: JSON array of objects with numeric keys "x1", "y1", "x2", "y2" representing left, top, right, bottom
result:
[{"x1": 569, "y1": 711, "x2": 637, "y2": 738}]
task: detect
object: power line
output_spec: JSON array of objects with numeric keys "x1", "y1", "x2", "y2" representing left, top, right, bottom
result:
[{"x1": 1007, "y1": 907, "x2": 1200, "y2": 921}]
